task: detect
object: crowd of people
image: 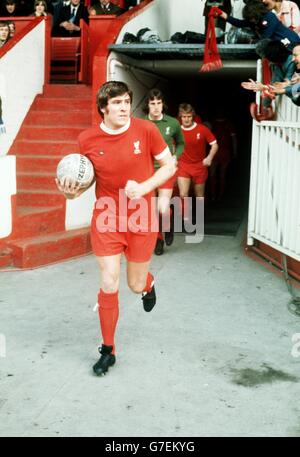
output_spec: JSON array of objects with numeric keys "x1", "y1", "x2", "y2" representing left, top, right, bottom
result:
[
  {"x1": 0, "y1": 1, "x2": 145, "y2": 39},
  {"x1": 212, "y1": 0, "x2": 300, "y2": 117}
]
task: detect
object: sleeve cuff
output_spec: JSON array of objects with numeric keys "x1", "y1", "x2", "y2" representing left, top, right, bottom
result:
[{"x1": 154, "y1": 147, "x2": 170, "y2": 161}]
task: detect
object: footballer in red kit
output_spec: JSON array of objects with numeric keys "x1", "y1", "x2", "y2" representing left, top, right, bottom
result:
[
  {"x1": 177, "y1": 103, "x2": 218, "y2": 202},
  {"x1": 56, "y1": 81, "x2": 176, "y2": 376}
]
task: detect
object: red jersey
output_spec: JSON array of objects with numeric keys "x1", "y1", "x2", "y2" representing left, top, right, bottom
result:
[
  {"x1": 180, "y1": 123, "x2": 216, "y2": 165},
  {"x1": 78, "y1": 118, "x2": 168, "y2": 231}
]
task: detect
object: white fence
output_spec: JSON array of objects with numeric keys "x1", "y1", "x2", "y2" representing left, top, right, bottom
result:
[{"x1": 247, "y1": 95, "x2": 300, "y2": 262}]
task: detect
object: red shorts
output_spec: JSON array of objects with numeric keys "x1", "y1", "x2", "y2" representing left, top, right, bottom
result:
[
  {"x1": 177, "y1": 161, "x2": 208, "y2": 185},
  {"x1": 90, "y1": 211, "x2": 157, "y2": 262}
]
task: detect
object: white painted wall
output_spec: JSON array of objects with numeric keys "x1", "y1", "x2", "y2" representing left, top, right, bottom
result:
[
  {"x1": 66, "y1": 184, "x2": 96, "y2": 231},
  {"x1": 117, "y1": 0, "x2": 206, "y2": 43},
  {"x1": 107, "y1": 52, "x2": 169, "y2": 116},
  {"x1": 0, "y1": 20, "x2": 45, "y2": 239},
  {"x1": 0, "y1": 156, "x2": 16, "y2": 238}
]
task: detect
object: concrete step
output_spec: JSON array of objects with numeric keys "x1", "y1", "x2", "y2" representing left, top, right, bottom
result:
[
  {"x1": 32, "y1": 97, "x2": 91, "y2": 111},
  {"x1": 18, "y1": 172, "x2": 57, "y2": 191},
  {"x1": 43, "y1": 83, "x2": 92, "y2": 98},
  {"x1": 13, "y1": 205, "x2": 65, "y2": 238},
  {"x1": 16, "y1": 155, "x2": 62, "y2": 173},
  {"x1": 8, "y1": 227, "x2": 91, "y2": 268},
  {"x1": 11, "y1": 139, "x2": 78, "y2": 155},
  {"x1": 16, "y1": 125, "x2": 88, "y2": 141},
  {"x1": 0, "y1": 250, "x2": 13, "y2": 268},
  {"x1": 24, "y1": 110, "x2": 91, "y2": 126},
  {"x1": 17, "y1": 189, "x2": 65, "y2": 207}
]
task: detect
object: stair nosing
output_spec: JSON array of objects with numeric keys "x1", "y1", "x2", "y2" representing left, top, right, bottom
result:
[{"x1": 8, "y1": 227, "x2": 90, "y2": 246}]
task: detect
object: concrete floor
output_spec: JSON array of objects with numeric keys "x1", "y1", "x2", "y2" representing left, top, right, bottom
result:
[{"x1": 1, "y1": 225, "x2": 300, "y2": 437}]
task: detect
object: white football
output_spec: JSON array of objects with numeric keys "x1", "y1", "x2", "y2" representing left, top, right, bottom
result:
[{"x1": 56, "y1": 154, "x2": 94, "y2": 187}]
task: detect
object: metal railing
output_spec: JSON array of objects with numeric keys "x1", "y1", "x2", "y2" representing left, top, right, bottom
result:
[{"x1": 248, "y1": 92, "x2": 300, "y2": 262}]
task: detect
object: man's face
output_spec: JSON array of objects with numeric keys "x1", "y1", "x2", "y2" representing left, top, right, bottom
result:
[
  {"x1": 102, "y1": 93, "x2": 131, "y2": 129},
  {"x1": 292, "y1": 45, "x2": 300, "y2": 69},
  {"x1": 0, "y1": 26, "x2": 9, "y2": 41},
  {"x1": 180, "y1": 112, "x2": 194, "y2": 128},
  {"x1": 71, "y1": 0, "x2": 80, "y2": 6},
  {"x1": 6, "y1": 3, "x2": 16, "y2": 13},
  {"x1": 148, "y1": 99, "x2": 163, "y2": 120},
  {"x1": 100, "y1": 0, "x2": 110, "y2": 5},
  {"x1": 262, "y1": 0, "x2": 276, "y2": 11}
]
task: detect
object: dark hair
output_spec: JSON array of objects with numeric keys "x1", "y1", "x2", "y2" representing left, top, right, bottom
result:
[
  {"x1": 178, "y1": 103, "x2": 195, "y2": 116},
  {"x1": 259, "y1": 40, "x2": 290, "y2": 63},
  {"x1": 292, "y1": 42, "x2": 300, "y2": 50},
  {"x1": 243, "y1": 1, "x2": 268, "y2": 24},
  {"x1": 96, "y1": 81, "x2": 133, "y2": 118},
  {"x1": 143, "y1": 88, "x2": 168, "y2": 114},
  {"x1": 0, "y1": 20, "x2": 9, "y2": 29},
  {"x1": 34, "y1": 0, "x2": 48, "y2": 11}
]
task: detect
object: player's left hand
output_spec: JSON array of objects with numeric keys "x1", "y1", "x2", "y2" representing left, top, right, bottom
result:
[
  {"x1": 125, "y1": 180, "x2": 143, "y2": 200},
  {"x1": 203, "y1": 157, "x2": 212, "y2": 167}
]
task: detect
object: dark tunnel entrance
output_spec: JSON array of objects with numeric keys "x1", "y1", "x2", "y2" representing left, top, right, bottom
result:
[{"x1": 166, "y1": 72, "x2": 256, "y2": 236}]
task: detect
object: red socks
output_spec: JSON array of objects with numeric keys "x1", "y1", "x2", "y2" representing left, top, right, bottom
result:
[
  {"x1": 144, "y1": 272, "x2": 154, "y2": 294},
  {"x1": 98, "y1": 289, "x2": 119, "y2": 355},
  {"x1": 98, "y1": 275, "x2": 154, "y2": 353}
]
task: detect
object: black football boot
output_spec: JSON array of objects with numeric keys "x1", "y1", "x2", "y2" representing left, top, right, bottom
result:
[
  {"x1": 142, "y1": 284, "x2": 156, "y2": 312},
  {"x1": 93, "y1": 344, "x2": 116, "y2": 376}
]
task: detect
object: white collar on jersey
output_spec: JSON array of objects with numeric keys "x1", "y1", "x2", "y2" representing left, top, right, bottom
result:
[
  {"x1": 100, "y1": 119, "x2": 131, "y2": 135},
  {"x1": 181, "y1": 122, "x2": 197, "y2": 131}
]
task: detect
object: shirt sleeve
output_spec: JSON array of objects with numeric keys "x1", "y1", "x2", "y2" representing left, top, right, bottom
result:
[
  {"x1": 227, "y1": 15, "x2": 250, "y2": 28},
  {"x1": 202, "y1": 125, "x2": 217, "y2": 145},
  {"x1": 148, "y1": 122, "x2": 170, "y2": 160},
  {"x1": 260, "y1": 12, "x2": 279, "y2": 39}
]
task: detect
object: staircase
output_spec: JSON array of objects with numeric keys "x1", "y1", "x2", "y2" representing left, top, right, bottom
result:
[{"x1": 0, "y1": 84, "x2": 93, "y2": 269}]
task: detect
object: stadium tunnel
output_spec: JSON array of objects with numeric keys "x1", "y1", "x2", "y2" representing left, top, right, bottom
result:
[{"x1": 107, "y1": 42, "x2": 258, "y2": 235}]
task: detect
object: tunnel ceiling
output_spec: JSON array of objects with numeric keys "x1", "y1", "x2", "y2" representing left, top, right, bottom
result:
[{"x1": 109, "y1": 44, "x2": 257, "y2": 79}]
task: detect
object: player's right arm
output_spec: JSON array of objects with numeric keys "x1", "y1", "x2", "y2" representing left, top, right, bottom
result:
[
  {"x1": 125, "y1": 149, "x2": 176, "y2": 200},
  {"x1": 55, "y1": 176, "x2": 95, "y2": 200}
]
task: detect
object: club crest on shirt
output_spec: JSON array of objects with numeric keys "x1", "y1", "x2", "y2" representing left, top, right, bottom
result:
[
  {"x1": 197, "y1": 133, "x2": 201, "y2": 140},
  {"x1": 99, "y1": 151, "x2": 105, "y2": 155},
  {"x1": 133, "y1": 141, "x2": 142, "y2": 154},
  {"x1": 165, "y1": 127, "x2": 171, "y2": 135}
]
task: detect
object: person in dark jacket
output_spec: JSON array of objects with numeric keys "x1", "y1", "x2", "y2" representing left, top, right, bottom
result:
[
  {"x1": 89, "y1": 0, "x2": 124, "y2": 16},
  {"x1": 219, "y1": 0, "x2": 300, "y2": 50},
  {"x1": 52, "y1": 0, "x2": 88, "y2": 36}
]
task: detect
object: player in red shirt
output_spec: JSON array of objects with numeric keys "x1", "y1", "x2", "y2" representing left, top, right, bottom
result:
[
  {"x1": 56, "y1": 81, "x2": 176, "y2": 376},
  {"x1": 177, "y1": 103, "x2": 218, "y2": 214}
]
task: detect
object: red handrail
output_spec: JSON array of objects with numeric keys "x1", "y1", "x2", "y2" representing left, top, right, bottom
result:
[{"x1": 79, "y1": 18, "x2": 90, "y2": 84}]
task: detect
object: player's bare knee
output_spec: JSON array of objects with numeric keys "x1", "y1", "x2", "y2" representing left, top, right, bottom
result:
[
  {"x1": 128, "y1": 280, "x2": 145, "y2": 294},
  {"x1": 102, "y1": 275, "x2": 119, "y2": 293},
  {"x1": 180, "y1": 192, "x2": 189, "y2": 199}
]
